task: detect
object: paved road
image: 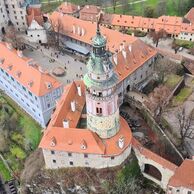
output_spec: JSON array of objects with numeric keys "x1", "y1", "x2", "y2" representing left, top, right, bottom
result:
[
  {"x1": 140, "y1": 36, "x2": 194, "y2": 61},
  {"x1": 106, "y1": 0, "x2": 147, "y2": 9}
]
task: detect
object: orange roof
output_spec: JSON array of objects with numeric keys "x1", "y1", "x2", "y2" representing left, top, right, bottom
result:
[
  {"x1": 132, "y1": 138, "x2": 178, "y2": 172},
  {"x1": 0, "y1": 42, "x2": 62, "y2": 96},
  {"x1": 51, "y1": 81, "x2": 85, "y2": 128},
  {"x1": 57, "y1": 2, "x2": 80, "y2": 14},
  {"x1": 168, "y1": 159, "x2": 194, "y2": 190},
  {"x1": 114, "y1": 39, "x2": 157, "y2": 82},
  {"x1": 49, "y1": 12, "x2": 137, "y2": 53},
  {"x1": 26, "y1": 7, "x2": 44, "y2": 27},
  {"x1": 39, "y1": 81, "x2": 132, "y2": 155},
  {"x1": 185, "y1": 8, "x2": 194, "y2": 24},
  {"x1": 49, "y1": 12, "x2": 157, "y2": 82},
  {"x1": 111, "y1": 14, "x2": 142, "y2": 28},
  {"x1": 181, "y1": 23, "x2": 194, "y2": 33},
  {"x1": 80, "y1": 5, "x2": 100, "y2": 14}
]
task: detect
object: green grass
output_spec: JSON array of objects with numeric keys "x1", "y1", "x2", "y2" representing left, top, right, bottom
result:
[
  {"x1": 165, "y1": 74, "x2": 182, "y2": 89},
  {"x1": 174, "y1": 39, "x2": 194, "y2": 49},
  {"x1": 20, "y1": 116, "x2": 42, "y2": 150},
  {"x1": 10, "y1": 146, "x2": 27, "y2": 160},
  {"x1": 173, "y1": 87, "x2": 192, "y2": 105},
  {"x1": 40, "y1": 0, "x2": 190, "y2": 17},
  {"x1": 0, "y1": 160, "x2": 12, "y2": 181},
  {"x1": 0, "y1": 94, "x2": 42, "y2": 176}
]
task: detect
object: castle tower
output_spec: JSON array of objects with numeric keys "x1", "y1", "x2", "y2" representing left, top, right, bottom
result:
[{"x1": 84, "y1": 23, "x2": 120, "y2": 139}]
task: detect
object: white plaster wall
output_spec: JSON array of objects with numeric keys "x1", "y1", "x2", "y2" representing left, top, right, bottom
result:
[
  {"x1": 134, "y1": 148, "x2": 175, "y2": 190},
  {"x1": 27, "y1": 29, "x2": 47, "y2": 44},
  {"x1": 42, "y1": 144, "x2": 131, "y2": 169},
  {"x1": 4, "y1": 0, "x2": 27, "y2": 31},
  {"x1": 167, "y1": 186, "x2": 194, "y2": 194},
  {"x1": 177, "y1": 32, "x2": 194, "y2": 42}
]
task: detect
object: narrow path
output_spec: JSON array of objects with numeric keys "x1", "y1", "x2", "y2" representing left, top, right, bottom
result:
[{"x1": 106, "y1": 0, "x2": 148, "y2": 9}]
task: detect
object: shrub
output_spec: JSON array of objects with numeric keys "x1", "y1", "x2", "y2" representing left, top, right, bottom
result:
[
  {"x1": 10, "y1": 145, "x2": 26, "y2": 160},
  {"x1": 174, "y1": 39, "x2": 194, "y2": 49}
]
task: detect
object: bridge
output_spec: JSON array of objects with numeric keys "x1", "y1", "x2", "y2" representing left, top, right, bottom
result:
[{"x1": 132, "y1": 138, "x2": 178, "y2": 190}]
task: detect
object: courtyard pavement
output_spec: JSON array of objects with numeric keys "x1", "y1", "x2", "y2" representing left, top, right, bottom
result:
[{"x1": 23, "y1": 46, "x2": 87, "y2": 86}]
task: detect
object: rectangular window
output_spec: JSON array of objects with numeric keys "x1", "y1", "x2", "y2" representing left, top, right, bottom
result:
[
  {"x1": 53, "y1": 159, "x2": 56, "y2": 163},
  {"x1": 84, "y1": 154, "x2": 88, "y2": 158},
  {"x1": 111, "y1": 156, "x2": 115, "y2": 160},
  {"x1": 69, "y1": 161, "x2": 73, "y2": 166},
  {"x1": 22, "y1": 86, "x2": 26, "y2": 91},
  {"x1": 68, "y1": 153, "x2": 72, "y2": 157},
  {"x1": 28, "y1": 91, "x2": 32, "y2": 96},
  {"x1": 51, "y1": 150, "x2": 55, "y2": 155},
  {"x1": 96, "y1": 107, "x2": 102, "y2": 114}
]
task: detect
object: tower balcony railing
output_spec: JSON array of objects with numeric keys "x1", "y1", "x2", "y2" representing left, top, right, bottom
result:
[{"x1": 86, "y1": 90, "x2": 114, "y2": 101}]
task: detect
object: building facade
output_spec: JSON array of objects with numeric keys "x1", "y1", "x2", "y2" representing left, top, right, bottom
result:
[
  {"x1": 0, "y1": 1, "x2": 9, "y2": 35},
  {"x1": 0, "y1": 42, "x2": 63, "y2": 127},
  {"x1": 4, "y1": 0, "x2": 28, "y2": 31},
  {"x1": 39, "y1": 26, "x2": 133, "y2": 169}
]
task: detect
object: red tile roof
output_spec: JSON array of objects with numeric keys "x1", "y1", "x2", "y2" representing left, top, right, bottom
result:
[
  {"x1": 26, "y1": 7, "x2": 44, "y2": 27},
  {"x1": 185, "y1": 8, "x2": 194, "y2": 24},
  {"x1": 48, "y1": 12, "x2": 157, "y2": 82},
  {"x1": 39, "y1": 81, "x2": 133, "y2": 155},
  {"x1": 57, "y1": 2, "x2": 80, "y2": 14},
  {"x1": 0, "y1": 42, "x2": 62, "y2": 96},
  {"x1": 168, "y1": 159, "x2": 194, "y2": 190}
]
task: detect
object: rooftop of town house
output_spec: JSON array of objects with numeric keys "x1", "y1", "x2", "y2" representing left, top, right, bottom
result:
[
  {"x1": 80, "y1": 5, "x2": 101, "y2": 14},
  {"x1": 0, "y1": 42, "x2": 62, "y2": 96},
  {"x1": 185, "y1": 7, "x2": 194, "y2": 24},
  {"x1": 57, "y1": 2, "x2": 80, "y2": 14},
  {"x1": 39, "y1": 81, "x2": 133, "y2": 155},
  {"x1": 168, "y1": 159, "x2": 194, "y2": 190},
  {"x1": 26, "y1": 6, "x2": 44, "y2": 27},
  {"x1": 48, "y1": 12, "x2": 157, "y2": 83}
]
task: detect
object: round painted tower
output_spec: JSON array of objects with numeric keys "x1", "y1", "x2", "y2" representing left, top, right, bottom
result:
[{"x1": 84, "y1": 24, "x2": 120, "y2": 139}]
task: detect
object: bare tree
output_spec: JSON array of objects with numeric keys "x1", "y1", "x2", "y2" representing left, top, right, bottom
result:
[
  {"x1": 48, "y1": 17, "x2": 64, "y2": 50},
  {"x1": 177, "y1": 108, "x2": 194, "y2": 147},
  {"x1": 149, "y1": 29, "x2": 167, "y2": 47},
  {"x1": 4, "y1": 23, "x2": 25, "y2": 49}
]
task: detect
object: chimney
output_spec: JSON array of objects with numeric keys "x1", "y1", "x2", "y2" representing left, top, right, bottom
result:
[
  {"x1": 64, "y1": 1, "x2": 67, "y2": 6},
  {"x1": 113, "y1": 54, "x2": 118, "y2": 65},
  {"x1": 77, "y1": 26, "x2": 80, "y2": 35},
  {"x1": 118, "y1": 136, "x2": 125, "y2": 149},
  {"x1": 86, "y1": 5, "x2": 89, "y2": 9},
  {"x1": 0, "y1": 58, "x2": 5, "y2": 65},
  {"x1": 128, "y1": 44, "x2": 132, "y2": 52},
  {"x1": 81, "y1": 28, "x2": 85, "y2": 36},
  {"x1": 71, "y1": 100, "x2": 76, "y2": 112},
  {"x1": 119, "y1": 44, "x2": 123, "y2": 51},
  {"x1": 122, "y1": 49, "x2": 127, "y2": 59},
  {"x1": 17, "y1": 50, "x2": 23, "y2": 58},
  {"x1": 63, "y1": 119, "x2": 69, "y2": 128},
  {"x1": 77, "y1": 85, "x2": 82, "y2": 96},
  {"x1": 6, "y1": 42, "x2": 13, "y2": 50},
  {"x1": 78, "y1": 5, "x2": 80, "y2": 10},
  {"x1": 73, "y1": 25, "x2": 76, "y2": 34}
]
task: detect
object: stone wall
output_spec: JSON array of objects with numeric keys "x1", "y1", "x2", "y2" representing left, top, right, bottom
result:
[{"x1": 42, "y1": 144, "x2": 131, "y2": 169}]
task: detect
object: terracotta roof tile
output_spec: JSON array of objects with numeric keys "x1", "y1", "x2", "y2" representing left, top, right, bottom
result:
[
  {"x1": 168, "y1": 159, "x2": 194, "y2": 190},
  {"x1": 39, "y1": 81, "x2": 132, "y2": 155},
  {"x1": 57, "y1": 2, "x2": 80, "y2": 14},
  {"x1": 26, "y1": 7, "x2": 44, "y2": 27},
  {"x1": 0, "y1": 42, "x2": 61, "y2": 96},
  {"x1": 48, "y1": 13, "x2": 157, "y2": 82},
  {"x1": 185, "y1": 8, "x2": 194, "y2": 24}
]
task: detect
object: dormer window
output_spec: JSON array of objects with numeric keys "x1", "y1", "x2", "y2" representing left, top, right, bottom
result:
[
  {"x1": 80, "y1": 140, "x2": 87, "y2": 150},
  {"x1": 50, "y1": 137, "x2": 56, "y2": 147},
  {"x1": 46, "y1": 82, "x2": 52, "y2": 89}
]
